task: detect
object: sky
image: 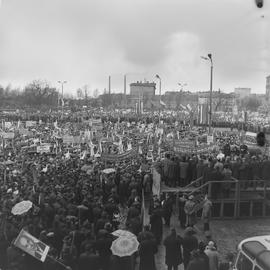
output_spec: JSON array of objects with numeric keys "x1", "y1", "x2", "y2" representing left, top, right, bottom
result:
[{"x1": 0, "y1": 0, "x2": 269, "y2": 96}]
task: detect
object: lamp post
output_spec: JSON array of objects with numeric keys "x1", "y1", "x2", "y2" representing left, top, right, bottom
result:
[
  {"x1": 155, "y1": 74, "x2": 161, "y2": 124},
  {"x1": 57, "y1": 80, "x2": 67, "y2": 118},
  {"x1": 201, "y1": 54, "x2": 213, "y2": 134},
  {"x1": 178, "y1": 82, "x2": 187, "y2": 92}
]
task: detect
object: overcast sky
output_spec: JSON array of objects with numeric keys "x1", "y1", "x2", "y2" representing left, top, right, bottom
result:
[{"x1": 0, "y1": 0, "x2": 269, "y2": 95}]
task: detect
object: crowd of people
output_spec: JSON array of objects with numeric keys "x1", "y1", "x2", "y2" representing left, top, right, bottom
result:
[{"x1": 0, "y1": 109, "x2": 268, "y2": 270}]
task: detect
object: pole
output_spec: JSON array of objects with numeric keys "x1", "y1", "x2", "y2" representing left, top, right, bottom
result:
[
  {"x1": 159, "y1": 79, "x2": 161, "y2": 124},
  {"x1": 109, "y1": 76, "x2": 111, "y2": 95},
  {"x1": 61, "y1": 83, "x2": 64, "y2": 118},
  {"x1": 209, "y1": 61, "x2": 213, "y2": 134}
]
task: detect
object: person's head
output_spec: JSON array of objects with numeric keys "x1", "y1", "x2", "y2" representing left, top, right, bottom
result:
[
  {"x1": 206, "y1": 240, "x2": 216, "y2": 250},
  {"x1": 198, "y1": 241, "x2": 206, "y2": 252},
  {"x1": 170, "y1": 227, "x2": 176, "y2": 237}
]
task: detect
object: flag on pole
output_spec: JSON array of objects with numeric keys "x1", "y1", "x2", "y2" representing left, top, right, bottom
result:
[{"x1": 14, "y1": 229, "x2": 50, "y2": 262}]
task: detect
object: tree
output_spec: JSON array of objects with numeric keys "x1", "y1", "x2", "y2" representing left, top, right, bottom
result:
[
  {"x1": 93, "y1": 89, "x2": 100, "y2": 98},
  {"x1": 23, "y1": 79, "x2": 58, "y2": 107},
  {"x1": 241, "y1": 96, "x2": 261, "y2": 111}
]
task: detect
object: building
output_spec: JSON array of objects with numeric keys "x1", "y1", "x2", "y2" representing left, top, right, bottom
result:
[
  {"x1": 130, "y1": 81, "x2": 156, "y2": 97},
  {"x1": 266, "y1": 75, "x2": 270, "y2": 100},
  {"x1": 234, "y1": 87, "x2": 251, "y2": 99}
]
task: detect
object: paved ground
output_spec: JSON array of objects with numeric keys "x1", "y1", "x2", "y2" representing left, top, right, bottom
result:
[{"x1": 136, "y1": 214, "x2": 270, "y2": 270}]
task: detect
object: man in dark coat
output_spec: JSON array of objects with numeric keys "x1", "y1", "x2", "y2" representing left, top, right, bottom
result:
[
  {"x1": 163, "y1": 228, "x2": 183, "y2": 270},
  {"x1": 162, "y1": 194, "x2": 174, "y2": 227},
  {"x1": 78, "y1": 244, "x2": 100, "y2": 270},
  {"x1": 182, "y1": 227, "x2": 198, "y2": 269},
  {"x1": 139, "y1": 238, "x2": 158, "y2": 270},
  {"x1": 95, "y1": 229, "x2": 114, "y2": 270},
  {"x1": 150, "y1": 207, "x2": 163, "y2": 244}
]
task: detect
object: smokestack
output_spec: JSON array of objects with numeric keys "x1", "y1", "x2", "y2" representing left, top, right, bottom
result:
[
  {"x1": 124, "y1": 74, "x2": 126, "y2": 95},
  {"x1": 109, "y1": 76, "x2": 111, "y2": 95}
]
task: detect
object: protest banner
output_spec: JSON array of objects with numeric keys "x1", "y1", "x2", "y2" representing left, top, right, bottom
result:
[
  {"x1": 1, "y1": 132, "x2": 15, "y2": 139},
  {"x1": 14, "y1": 229, "x2": 50, "y2": 262},
  {"x1": 26, "y1": 121, "x2": 36, "y2": 127},
  {"x1": 63, "y1": 135, "x2": 74, "y2": 144},
  {"x1": 4, "y1": 121, "x2": 12, "y2": 129},
  {"x1": 37, "y1": 144, "x2": 51, "y2": 153},
  {"x1": 101, "y1": 149, "x2": 137, "y2": 162}
]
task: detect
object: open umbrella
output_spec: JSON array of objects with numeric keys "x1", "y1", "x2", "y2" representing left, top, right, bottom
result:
[
  {"x1": 110, "y1": 236, "x2": 139, "y2": 257},
  {"x1": 112, "y1": 229, "x2": 136, "y2": 239},
  {"x1": 12, "y1": 200, "x2": 33, "y2": 215}
]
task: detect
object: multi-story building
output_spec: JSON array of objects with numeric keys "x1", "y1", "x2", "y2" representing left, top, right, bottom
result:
[
  {"x1": 130, "y1": 81, "x2": 156, "y2": 97},
  {"x1": 234, "y1": 87, "x2": 251, "y2": 99}
]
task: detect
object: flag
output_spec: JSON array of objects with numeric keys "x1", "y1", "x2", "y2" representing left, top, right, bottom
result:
[
  {"x1": 160, "y1": 100, "x2": 166, "y2": 106},
  {"x1": 14, "y1": 229, "x2": 49, "y2": 262}
]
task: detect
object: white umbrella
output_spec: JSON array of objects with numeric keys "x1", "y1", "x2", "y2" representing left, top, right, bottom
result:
[
  {"x1": 110, "y1": 236, "x2": 139, "y2": 257},
  {"x1": 111, "y1": 229, "x2": 136, "y2": 239},
  {"x1": 12, "y1": 200, "x2": 33, "y2": 215}
]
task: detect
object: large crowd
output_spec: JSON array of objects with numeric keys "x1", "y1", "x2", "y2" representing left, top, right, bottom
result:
[{"x1": 0, "y1": 110, "x2": 269, "y2": 270}]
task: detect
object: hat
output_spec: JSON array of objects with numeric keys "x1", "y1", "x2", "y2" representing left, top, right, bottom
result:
[
  {"x1": 188, "y1": 195, "x2": 194, "y2": 200},
  {"x1": 206, "y1": 241, "x2": 216, "y2": 250}
]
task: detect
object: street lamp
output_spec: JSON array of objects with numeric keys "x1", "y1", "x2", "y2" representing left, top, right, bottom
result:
[
  {"x1": 178, "y1": 83, "x2": 187, "y2": 92},
  {"x1": 201, "y1": 54, "x2": 213, "y2": 134},
  {"x1": 57, "y1": 80, "x2": 67, "y2": 118}
]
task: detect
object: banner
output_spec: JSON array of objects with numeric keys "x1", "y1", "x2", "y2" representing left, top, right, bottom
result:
[
  {"x1": 173, "y1": 140, "x2": 196, "y2": 153},
  {"x1": 101, "y1": 149, "x2": 137, "y2": 162},
  {"x1": 207, "y1": 135, "x2": 214, "y2": 145},
  {"x1": 14, "y1": 229, "x2": 49, "y2": 262},
  {"x1": 4, "y1": 122, "x2": 12, "y2": 129},
  {"x1": 37, "y1": 144, "x2": 51, "y2": 153},
  {"x1": 26, "y1": 121, "x2": 36, "y2": 127},
  {"x1": 63, "y1": 135, "x2": 74, "y2": 144},
  {"x1": 1, "y1": 132, "x2": 15, "y2": 139}
]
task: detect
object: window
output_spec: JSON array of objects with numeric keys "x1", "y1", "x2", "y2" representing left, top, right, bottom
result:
[{"x1": 236, "y1": 252, "x2": 253, "y2": 270}]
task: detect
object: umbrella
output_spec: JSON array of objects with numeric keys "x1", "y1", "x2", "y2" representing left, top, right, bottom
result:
[
  {"x1": 102, "y1": 168, "x2": 116, "y2": 174},
  {"x1": 112, "y1": 230, "x2": 136, "y2": 239},
  {"x1": 111, "y1": 236, "x2": 139, "y2": 257},
  {"x1": 11, "y1": 200, "x2": 33, "y2": 215}
]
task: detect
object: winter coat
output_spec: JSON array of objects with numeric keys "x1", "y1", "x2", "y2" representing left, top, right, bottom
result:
[{"x1": 163, "y1": 234, "x2": 183, "y2": 266}]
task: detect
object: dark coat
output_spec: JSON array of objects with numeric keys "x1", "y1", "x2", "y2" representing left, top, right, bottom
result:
[
  {"x1": 150, "y1": 209, "x2": 163, "y2": 244},
  {"x1": 78, "y1": 252, "x2": 100, "y2": 270},
  {"x1": 139, "y1": 239, "x2": 158, "y2": 270},
  {"x1": 163, "y1": 234, "x2": 183, "y2": 266}
]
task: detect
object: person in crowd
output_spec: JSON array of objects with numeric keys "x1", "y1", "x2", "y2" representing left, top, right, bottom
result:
[
  {"x1": 163, "y1": 228, "x2": 183, "y2": 270},
  {"x1": 78, "y1": 243, "x2": 100, "y2": 270},
  {"x1": 201, "y1": 195, "x2": 212, "y2": 232},
  {"x1": 138, "y1": 234, "x2": 158, "y2": 270},
  {"x1": 182, "y1": 227, "x2": 198, "y2": 269},
  {"x1": 186, "y1": 250, "x2": 205, "y2": 270},
  {"x1": 184, "y1": 195, "x2": 197, "y2": 228},
  {"x1": 197, "y1": 241, "x2": 210, "y2": 270},
  {"x1": 150, "y1": 203, "x2": 163, "y2": 245},
  {"x1": 221, "y1": 164, "x2": 232, "y2": 198},
  {"x1": 162, "y1": 193, "x2": 174, "y2": 227},
  {"x1": 178, "y1": 193, "x2": 187, "y2": 228},
  {"x1": 179, "y1": 156, "x2": 189, "y2": 187},
  {"x1": 204, "y1": 241, "x2": 219, "y2": 270}
]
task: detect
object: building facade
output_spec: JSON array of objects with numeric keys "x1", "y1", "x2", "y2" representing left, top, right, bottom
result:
[
  {"x1": 234, "y1": 87, "x2": 251, "y2": 99},
  {"x1": 130, "y1": 81, "x2": 156, "y2": 97}
]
